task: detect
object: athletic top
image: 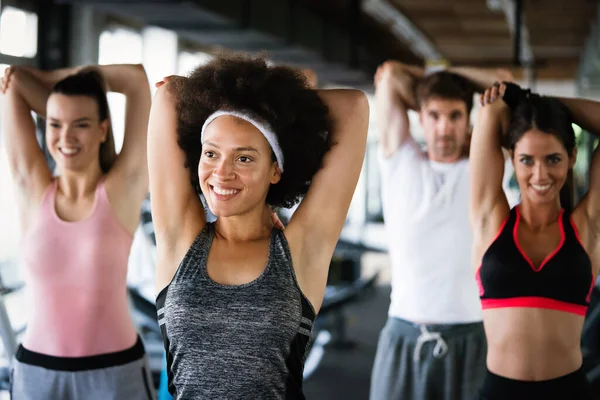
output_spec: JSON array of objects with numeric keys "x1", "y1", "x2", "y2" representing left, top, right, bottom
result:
[
  {"x1": 20, "y1": 178, "x2": 137, "y2": 356},
  {"x1": 156, "y1": 223, "x2": 315, "y2": 400},
  {"x1": 379, "y1": 138, "x2": 482, "y2": 323},
  {"x1": 476, "y1": 206, "x2": 595, "y2": 316}
]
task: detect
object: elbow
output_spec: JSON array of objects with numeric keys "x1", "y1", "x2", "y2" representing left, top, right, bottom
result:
[
  {"x1": 131, "y1": 64, "x2": 150, "y2": 89},
  {"x1": 3, "y1": 68, "x2": 26, "y2": 95},
  {"x1": 133, "y1": 63, "x2": 148, "y2": 77},
  {"x1": 350, "y1": 90, "x2": 370, "y2": 138},
  {"x1": 348, "y1": 90, "x2": 370, "y2": 117}
]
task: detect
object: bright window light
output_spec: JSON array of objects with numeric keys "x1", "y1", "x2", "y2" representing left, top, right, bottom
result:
[
  {"x1": 142, "y1": 26, "x2": 177, "y2": 94},
  {"x1": 0, "y1": 6, "x2": 38, "y2": 58},
  {"x1": 99, "y1": 27, "x2": 143, "y2": 65},
  {"x1": 177, "y1": 51, "x2": 213, "y2": 76},
  {"x1": 99, "y1": 27, "x2": 143, "y2": 153}
]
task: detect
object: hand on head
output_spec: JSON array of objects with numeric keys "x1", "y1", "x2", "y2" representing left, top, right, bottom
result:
[
  {"x1": 480, "y1": 82, "x2": 507, "y2": 107},
  {"x1": 481, "y1": 82, "x2": 512, "y2": 135},
  {"x1": 300, "y1": 69, "x2": 318, "y2": 89},
  {"x1": 270, "y1": 210, "x2": 285, "y2": 230},
  {"x1": 0, "y1": 65, "x2": 16, "y2": 94},
  {"x1": 374, "y1": 61, "x2": 403, "y2": 86},
  {"x1": 155, "y1": 75, "x2": 183, "y2": 88}
]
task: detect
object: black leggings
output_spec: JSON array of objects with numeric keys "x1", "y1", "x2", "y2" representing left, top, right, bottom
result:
[{"x1": 478, "y1": 367, "x2": 594, "y2": 400}]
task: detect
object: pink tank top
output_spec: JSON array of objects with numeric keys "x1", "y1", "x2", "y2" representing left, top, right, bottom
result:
[{"x1": 20, "y1": 178, "x2": 137, "y2": 357}]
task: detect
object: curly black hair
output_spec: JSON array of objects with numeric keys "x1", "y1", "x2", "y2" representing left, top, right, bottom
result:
[{"x1": 172, "y1": 53, "x2": 332, "y2": 209}]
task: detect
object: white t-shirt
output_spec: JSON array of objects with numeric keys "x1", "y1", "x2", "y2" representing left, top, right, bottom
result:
[{"x1": 379, "y1": 138, "x2": 481, "y2": 324}]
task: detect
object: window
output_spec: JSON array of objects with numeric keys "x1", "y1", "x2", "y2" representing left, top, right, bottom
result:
[
  {"x1": 141, "y1": 26, "x2": 177, "y2": 95},
  {"x1": 98, "y1": 26, "x2": 143, "y2": 153},
  {"x1": 0, "y1": 6, "x2": 37, "y2": 58},
  {"x1": 177, "y1": 51, "x2": 213, "y2": 76}
]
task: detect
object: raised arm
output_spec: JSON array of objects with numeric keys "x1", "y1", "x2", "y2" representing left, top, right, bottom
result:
[
  {"x1": 449, "y1": 66, "x2": 514, "y2": 92},
  {"x1": 0, "y1": 67, "x2": 52, "y2": 209},
  {"x1": 147, "y1": 80, "x2": 205, "y2": 291},
  {"x1": 101, "y1": 64, "x2": 151, "y2": 184},
  {"x1": 470, "y1": 84, "x2": 510, "y2": 249},
  {"x1": 374, "y1": 61, "x2": 422, "y2": 158},
  {"x1": 557, "y1": 97, "x2": 600, "y2": 221},
  {"x1": 286, "y1": 89, "x2": 369, "y2": 310}
]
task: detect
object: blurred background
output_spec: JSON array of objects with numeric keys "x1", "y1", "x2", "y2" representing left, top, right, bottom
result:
[{"x1": 0, "y1": 0, "x2": 600, "y2": 398}]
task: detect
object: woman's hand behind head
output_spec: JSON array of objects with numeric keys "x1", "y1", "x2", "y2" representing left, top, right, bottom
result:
[
  {"x1": 156, "y1": 75, "x2": 186, "y2": 89},
  {"x1": 481, "y1": 82, "x2": 511, "y2": 136},
  {"x1": 0, "y1": 65, "x2": 16, "y2": 94}
]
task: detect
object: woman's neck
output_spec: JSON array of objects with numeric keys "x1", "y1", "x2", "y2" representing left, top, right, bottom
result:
[
  {"x1": 214, "y1": 205, "x2": 274, "y2": 242},
  {"x1": 56, "y1": 166, "x2": 103, "y2": 200},
  {"x1": 518, "y1": 200, "x2": 562, "y2": 231}
]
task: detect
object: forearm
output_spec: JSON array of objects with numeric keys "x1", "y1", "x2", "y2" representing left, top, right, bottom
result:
[
  {"x1": 449, "y1": 66, "x2": 513, "y2": 92},
  {"x1": 20, "y1": 65, "x2": 82, "y2": 90},
  {"x1": 317, "y1": 89, "x2": 369, "y2": 142},
  {"x1": 97, "y1": 64, "x2": 149, "y2": 96},
  {"x1": 11, "y1": 68, "x2": 51, "y2": 116},
  {"x1": 376, "y1": 65, "x2": 419, "y2": 111},
  {"x1": 399, "y1": 63, "x2": 425, "y2": 80},
  {"x1": 555, "y1": 97, "x2": 600, "y2": 136},
  {"x1": 375, "y1": 75, "x2": 410, "y2": 151}
]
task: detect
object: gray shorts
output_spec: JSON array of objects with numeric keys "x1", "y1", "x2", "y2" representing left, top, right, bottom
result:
[
  {"x1": 370, "y1": 317, "x2": 487, "y2": 400},
  {"x1": 10, "y1": 336, "x2": 156, "y2": 400}
]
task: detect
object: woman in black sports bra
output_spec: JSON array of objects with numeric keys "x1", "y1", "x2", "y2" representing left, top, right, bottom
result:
[{"x1": 470, "y1": 81, "x2": 600, "y2": 399}]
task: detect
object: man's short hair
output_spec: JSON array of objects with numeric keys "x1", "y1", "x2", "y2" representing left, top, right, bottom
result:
[{"x1": 416, "y1": 71, "x2": 475, "y2": 114}]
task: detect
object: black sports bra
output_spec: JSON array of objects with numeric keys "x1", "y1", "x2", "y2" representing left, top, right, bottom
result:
[{"x1": 476, "y1": 206, "x2": 595, "y2": 316}]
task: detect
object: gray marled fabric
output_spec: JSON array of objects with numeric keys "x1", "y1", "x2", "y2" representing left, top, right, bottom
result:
[{"x1": 156, "y1": 223, "x2": 315, "y2": 400}]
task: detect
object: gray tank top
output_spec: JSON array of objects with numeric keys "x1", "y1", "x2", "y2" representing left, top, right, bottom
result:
[{"x1": 156, "y1": 223, "x2": 315, "y2": 399}]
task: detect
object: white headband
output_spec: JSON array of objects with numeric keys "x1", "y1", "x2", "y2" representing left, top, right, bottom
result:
[{"x1": 201, "y1": 110, "x2": 284, "y2": 171}]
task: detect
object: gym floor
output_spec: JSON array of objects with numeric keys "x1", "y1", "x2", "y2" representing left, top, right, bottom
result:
[{"x1": 304, "y1": 285, "x2": 390, "y2": 399}]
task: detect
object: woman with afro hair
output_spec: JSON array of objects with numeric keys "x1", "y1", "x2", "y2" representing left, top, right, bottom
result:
[{"x1": 149, "y1": 54, "x2": 369, "y2": 399}]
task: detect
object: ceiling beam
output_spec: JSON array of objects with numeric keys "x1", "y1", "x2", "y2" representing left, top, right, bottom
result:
[{"x1": 362, "y1": 0, "x2": 442, "y2": 61}]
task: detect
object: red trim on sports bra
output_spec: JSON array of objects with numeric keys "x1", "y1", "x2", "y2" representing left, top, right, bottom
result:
[
  {"x1": 475, "y1": 216, "x2": 511, "y2": 297},
  {"x1": 569, "y1": 217, "x2": 595, "y2": 303},
  {"x1": 570, "y1": 217, "x2": 584, "y2": 247},
  {"x1": 475, "y1": 266, "x2": 484, "y2": 296},
  {"x1": 481, "y1": 297, "x2": 588, "y2": 316},
  {"x1": 491, "y1": 216, "x2": 510, "y2": 245},
  {"x1": 586, "y1": 274, "x2": 595, "y2": 303},
  {"x1": 513, "y1": 207, "x2": 565, "y2": 272}
]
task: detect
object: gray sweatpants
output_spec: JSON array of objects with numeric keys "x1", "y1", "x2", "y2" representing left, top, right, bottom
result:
[
  {"x1": 10, "y1": 338, "x2": 156, "y2": 400},
  {"x1": 370, "y1": 317, "x2": 487, "y2": 400}
]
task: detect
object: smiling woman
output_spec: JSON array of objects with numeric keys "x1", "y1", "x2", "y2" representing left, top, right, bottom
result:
[
  {"x1": 470, "y1": 82, "x2": 600, "y2": 400},
  {"x1": 0, "y1": 63, "x2": 154, "y2": 399},
  {"x1": 148, "y1": 53, "x2": 369, "y2": 399},
  {"x1": 503, "y1": 95, "x2": 577, "y2": 212},
  {"x1": 46, "y1": 70, "x2": 115, "y2": 175}
]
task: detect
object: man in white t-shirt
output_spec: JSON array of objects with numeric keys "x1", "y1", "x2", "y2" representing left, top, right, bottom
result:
[{"x1": 370, "y1": 61, "x2": 513, "y2": 400}]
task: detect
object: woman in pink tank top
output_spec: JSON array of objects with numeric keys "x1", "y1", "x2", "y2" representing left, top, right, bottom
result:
[{"x1": 0, "y1": 63, "x2": 154, "y2": 399}]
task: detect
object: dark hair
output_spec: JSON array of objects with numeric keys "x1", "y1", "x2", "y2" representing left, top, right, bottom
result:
[
  {"x1": 172, "y1": 54, "x2": 332, "y2": 209},
  {"x1": 504, "y1": 95, "x2": 575, "y2": 212},
  {"x1": 416, "y1": 71, "x2": 475, "y2": 114},
  {"x1": 50, "y1": 69, "x2": 116, "y2": 173}
]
